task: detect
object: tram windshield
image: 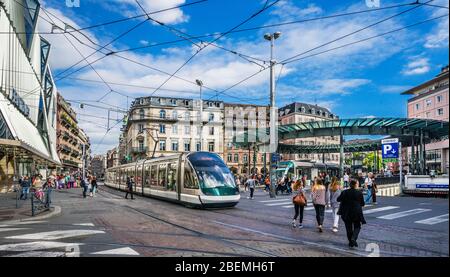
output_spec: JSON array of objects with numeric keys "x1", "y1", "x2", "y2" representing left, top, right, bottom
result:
[{"x1": 187, "y1": 152, "x2": 238, "y2": 196}]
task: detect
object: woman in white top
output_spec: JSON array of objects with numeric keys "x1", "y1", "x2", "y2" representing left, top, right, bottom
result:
[{"x1": 327, "y1": 179, "x2": 342, "y2": 233}]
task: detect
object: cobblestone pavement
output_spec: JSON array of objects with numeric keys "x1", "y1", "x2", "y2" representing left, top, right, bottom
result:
[{"x1": 0, "y1": 185, "x2": 447, "y2": 257}]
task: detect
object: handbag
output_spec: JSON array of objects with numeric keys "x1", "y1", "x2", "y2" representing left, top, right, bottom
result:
[{"x1": 293, "y1": 193, "x2": 307, "y2": 206}]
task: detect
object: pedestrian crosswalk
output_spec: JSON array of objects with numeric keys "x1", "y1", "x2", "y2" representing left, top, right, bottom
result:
[
  {"x1": 0, "y1": 221, "x2": 140, "y2": 257},
  {"x1": 258, "y1": 198, "x2": 449, "y2": 226}
]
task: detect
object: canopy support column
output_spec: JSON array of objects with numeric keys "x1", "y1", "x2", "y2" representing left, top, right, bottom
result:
[
  {"x1": 411, "y1": 136, "x2": 415, "y2": 174},
  {"x1": 420, "y1": 129, "x2": 424, "y2": 175},
  {"x1": 339, "y1": 129, "x2": 344, "y2": 179}
]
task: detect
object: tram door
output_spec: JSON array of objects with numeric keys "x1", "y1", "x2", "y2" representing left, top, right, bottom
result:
[{"x1": 136, "y1": 164, "x2": 143, "y2": 194}]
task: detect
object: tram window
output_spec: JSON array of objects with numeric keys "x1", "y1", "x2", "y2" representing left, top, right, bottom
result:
[
  {"x1": 167, "y1": 162, "x2": 178, "y2": 191},
  {"x1": 158, "y1": 164, "x2": 167, "y2": 188},
  {"x1": 136, "y1": 166, "x2": 143, "y2": 188},
  {"x1": 144, "y1": 165, "x2": 151, "y2": 187},
  {"x1": 184, "y1": 162, "x2": 199, "y2": 189},
  {"x1": 150, "y1": 165, "x2": 158, "y2": 187}
]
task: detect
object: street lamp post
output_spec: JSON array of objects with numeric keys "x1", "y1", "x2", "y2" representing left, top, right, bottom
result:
[
  {"x1": 196, "y1": 79, "x2": 203, "y2": 152},
  {"x1": 264, "y1": 32, "x2": 281, "y2": 198}
]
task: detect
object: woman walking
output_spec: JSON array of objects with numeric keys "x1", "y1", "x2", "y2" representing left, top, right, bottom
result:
[
  {"x1": 90, "y1": 176, "x2": 98, "y2": 197},
  {"x1": 311, "y1": 178, "x2": 326, "y2": 232},
  {"x1": 337, "y1": 179, "x2": 366, "y2": 248},
  {"x1": 292, "y1": 180, "x2": 307, "y2": 229},
  {"x1": 328, "y1": 178, "x2": 342, "y2": 233}
]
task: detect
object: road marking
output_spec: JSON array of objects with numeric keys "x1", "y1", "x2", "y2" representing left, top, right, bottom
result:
[
  {"x1": 415, "y1": 214, "x2": 449, "y2": 225},
  {"x1": 0, "y1": 241, "x2": 82, "y2": 252},
  {"x1": 6, "y1": 230, "x2": 105, "y2": 240},
  {"x1": 304, "y1": 206, "x2": 315, "y2": 211},
  {"x1": 0, "y1": 228, "x2": 30, "y2": 233},
  {"x1": 72, "y1": 223, "x2": 95, "y2": 227},
  {"x1": 212, "y1": 221, "x2": 366, "y2": 257},
  {"x1": 259, "y1": 198, "x2": 293, "y2": 203},
  {"x1": 91, "y1": 247, "x2": 139, "y2": 256},
  {"x1": 377, "y1": 209, "x2": 431, "y2": 220},
  {"x1": 0, "y1": 221, "x2": 47, "y2": 227},
  {"x1": 265, "y1": 201, "x2": 293, "y2": 206},
  {"x1": 6, "y1": 251, "x2": 67, "y2": 257},
  {"x1": 363, "y1": 206, "x2": 399, "y2": 215},
  {"x1": 282, "y1": 205, "x2": 294, "y2": 208}
]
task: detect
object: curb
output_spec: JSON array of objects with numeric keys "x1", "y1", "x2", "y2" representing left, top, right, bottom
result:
[{"x1": 0, "y1": 206, "x2": 61, "y2": 225}]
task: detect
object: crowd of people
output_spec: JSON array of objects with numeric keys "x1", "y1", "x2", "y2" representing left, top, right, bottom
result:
[
  {"x1": 18, "y1": 173, "x2": 99, "y2": 201},
  {"x1": 236, "y1": 171, "x2": 378, "y2": 249}
]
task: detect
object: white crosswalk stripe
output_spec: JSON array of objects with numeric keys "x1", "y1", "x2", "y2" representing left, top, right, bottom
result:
[
  {"x1": 91, "y1": 247, "x2": 139, "y2": 256},
  {"x1": 0, "y1": 228, "x2": 29, "y2": 233},
  {"x1": 0, "y1": 241, "x2": 83, "y2": 252},
  {"x1": 377, "y1": 209, "x2": 431, "y2": 220},
  {"x1": 415, "y1": 214, "x2": 449, "y2": 225},
  {"x1": 259, "y1": 199, "x2": 292, "y2": 203},
  {"x1": 266, "y1": 201, "x2": 293, "y2": 206},
  {"x1": 5, "y1": 230, "x2": 105, "y2": 240},
  {"x1": 363, "y1": 206, "x2": 399, "y2": 215}
]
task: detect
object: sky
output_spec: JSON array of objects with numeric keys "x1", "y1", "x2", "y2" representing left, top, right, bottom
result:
[{"x1": 36, "y1": 0, "x2": 449, "y2": 155}]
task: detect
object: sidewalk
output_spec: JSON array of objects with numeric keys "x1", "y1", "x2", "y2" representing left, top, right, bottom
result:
[{"x1": 0, "y1": 191, "x2": 60, "y2": 223}]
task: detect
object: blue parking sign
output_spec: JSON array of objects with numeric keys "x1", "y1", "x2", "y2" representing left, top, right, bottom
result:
[{"x1": 382, "y1": 138, "x2": 399, "y2": 159}]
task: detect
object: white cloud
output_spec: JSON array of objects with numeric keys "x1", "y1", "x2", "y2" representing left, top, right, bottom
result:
[
  {"x1": 424, "y1": 0, "x2": 449, "y2": 49},
  {"x1": 380, "y1": 85, "x2": 412, "y2": 94},
  {"x1": 402, "y1": 58, "x2": 431, "y2": 76}
]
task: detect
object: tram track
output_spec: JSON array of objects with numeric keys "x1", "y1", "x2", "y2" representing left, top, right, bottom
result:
[
  {"x1": 96, "y1": 186, "x2": 447, "y2": 257},
  {"x1": 96, "y1": 186, "x2": 280, "y2": 257}
]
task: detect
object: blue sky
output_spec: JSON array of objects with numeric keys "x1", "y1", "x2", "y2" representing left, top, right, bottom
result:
[{"x1": 38, "y1": 0, "x2": 449, "y2": 154}]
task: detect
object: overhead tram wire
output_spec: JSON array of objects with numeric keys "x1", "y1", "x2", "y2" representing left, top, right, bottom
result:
[
  {"x1": 148, "y1": 0, "x2": 281, "y2": 97},
  {"x1": 282, "y1": 14, "x2": 449, "y2": 65},
  {"x1": 40, "y1": 8, "x2": 115, "y2": 100},
  {"x1": 3, "y1": 0, "x2": 208, "y2": 35},
  {"x1": 109, "y1": 1, "x2": 423, "y2": 55},
  {"x1": 281, "y1": 0, "x2": 434, "y2": 64},
  {"x1": 206, "y1": 3, "x2": 442, "y2": 103},
  {"x1": 134, "y1": 0, "x2": 267, "y2": 67},
  {"x1": 23, "y1": 1, "x2": 426, "y2": 99}
]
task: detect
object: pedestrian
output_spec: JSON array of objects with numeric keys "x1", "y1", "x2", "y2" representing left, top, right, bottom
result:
[
  {"x1": 311, "y1": 178, "x2": 326, "y2": 232},
  {"x1": 125, "y1": 176, "x2": 135, "y2": 199},
  {"x1": 235, "y1": 176, "x2": 241, "y2": 190},
  {"x1": 328, "y1": 178, "x2": 342, "y2": 233},
  {"x1": 81, "y1": 177, "x2": 88, "y2": 198},
  {"x1": 292, "y1": 179, "x2": 307, "y2": 229},
  {"x1": 364, "y1": 172, "x2": 375, "y2": 204},
  {"x1": 343, "y1": 172, "x2": 349, "y2": 189},
  {"x1": 20, "y1": 176, "x2": 31, "y2": 200},
  {"x1": 90, "y1": 176, "x2": 98, "y2": 197},
  {"x1": 337, "y1": 179, "x2": 366, "y2": 248},
  {"x1": 264, "y1": 176, "x2": 270, "y2": 192},
  {"x1": 246, "y1": 175, "x2": 256, "y2": 199}
]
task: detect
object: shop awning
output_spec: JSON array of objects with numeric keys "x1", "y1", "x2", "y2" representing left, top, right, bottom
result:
[{"x1": 0, "y1": 94, "x2": 60, "y2": 165}]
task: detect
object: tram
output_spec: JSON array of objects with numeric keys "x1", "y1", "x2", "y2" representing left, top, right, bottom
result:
[{"x1": 105, "y1": 152, "x2": 240, "y2": 208}]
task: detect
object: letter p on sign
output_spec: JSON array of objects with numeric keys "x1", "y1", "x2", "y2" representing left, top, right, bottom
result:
[{"x1": 383, "y1": 144, "x2": 392, "y2": 155}]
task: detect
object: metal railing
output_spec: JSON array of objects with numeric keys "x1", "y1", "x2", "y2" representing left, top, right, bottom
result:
[
  {"x1": 375, "y1": 176, "x2": 399, "y2": 185},
  {"x1": 30, "y1": 188, "x2": 52, "y2": 217}
]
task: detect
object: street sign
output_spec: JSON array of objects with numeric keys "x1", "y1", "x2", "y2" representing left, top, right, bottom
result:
[
  {"x1": 382, "y1": 138, "x2": 399, "y2": 159},
  {"x1": 271, "y1": 153, "x2": 281, "y2": 163}
]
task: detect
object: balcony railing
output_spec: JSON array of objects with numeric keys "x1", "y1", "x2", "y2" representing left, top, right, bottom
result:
[
  {"x1": 62, "y1": 159, "x2": 79, "y2": 167},
  {"x1": 131, "y1": 147, "x2": 148, "y2": 154}
]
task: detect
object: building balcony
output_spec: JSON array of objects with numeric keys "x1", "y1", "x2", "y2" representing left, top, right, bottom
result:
[
  {"x1": 62, "y1": 131, "x2": 70, "y2": 140},
  {"x1": 61, "y1": 145, "x2": 72, "y2": 153},
  {"x1": 71, "y1": 150, "x2": 80, "y2": 157},
  {"x1": 62, "y1": 159, "x2": 79, "y2": 167},
  {"x1": 131, "y1": 147, "x2": 148, "y2": 154}
]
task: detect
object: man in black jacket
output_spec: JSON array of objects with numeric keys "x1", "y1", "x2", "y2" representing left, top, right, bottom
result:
[
  {"x1": 125, "y1": 176, "x2": 135, "y2": 200},
  {"x1": 337, "y1": 179, "x2": 366, "y2": 248}
]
